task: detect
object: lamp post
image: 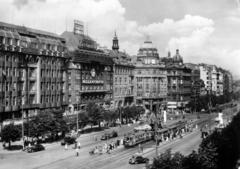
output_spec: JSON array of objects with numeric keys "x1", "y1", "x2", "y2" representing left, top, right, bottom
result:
[
  {"x1": 76, "y1": 93, "x2": 81, "y2": 133},
  {"x1": 209, "y1": 82, "x2": 212, "y2": 134},
  {"x1": 19, "y1": 95, "x2": 24, "y2": 151}
]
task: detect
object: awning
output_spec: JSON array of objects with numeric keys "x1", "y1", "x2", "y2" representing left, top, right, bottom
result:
[
  {"x1": 0, "y1": 29, "x2": 6, "y2": 37},
  {"x1": 12, "y1": 31, "x2": 21, "y2": 39},
  {"x1": 37, "y1": 36, "x2": 47, "y2": 43},
  {"x1": 21, "y1": 36, "x2": 31, "y2": 43},
  {"x1": 5, "y1": 31, "x2": 14, "y2": 39}
]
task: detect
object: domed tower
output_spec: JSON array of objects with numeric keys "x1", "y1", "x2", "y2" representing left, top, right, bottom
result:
[
  {"x1": 172, "y1": 49, "x2": 183, "y2": 64},
  {"x1": 137, "y1": 36, "x2": 159, "y2": 64},
  {"x1": 112, "y1": 31, "x2": 119, "y2": 51}
]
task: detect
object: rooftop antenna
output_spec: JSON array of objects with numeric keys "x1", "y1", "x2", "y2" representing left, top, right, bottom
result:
[
  {"x1": 12, "y1": 9, "x2": 13, "y2": 25},
  {"x1": 87, "y1": 22, "x2": 88, "y2": 36},
  {"x1": 66, "y1": 16, "x2": 67, "y2": 32},
  {"x1": 34, "y1": 15, "x2": 35, "y2": 29}
]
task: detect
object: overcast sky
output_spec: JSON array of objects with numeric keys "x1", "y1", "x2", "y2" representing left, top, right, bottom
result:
[{"x1": 1, "y1": 0, "x2": 240, "y2": 79}]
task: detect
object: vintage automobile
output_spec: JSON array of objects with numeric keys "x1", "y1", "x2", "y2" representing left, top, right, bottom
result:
[
  {"x1": 61, "y1": 136, "x2": 76, "y2": 145},
  {"x1": 27, "y1": 144, "x2": 45, "y2": 153},
  {"x1": 129, "y1": 155, "x2": 149, "y2": 164},
  {"x1": 101, "y1": 131, "x2": 118, "y2": 140}
]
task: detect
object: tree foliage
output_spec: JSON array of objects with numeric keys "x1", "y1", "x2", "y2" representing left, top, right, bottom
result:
[
  {"x1": 151, "y1": 149, "x2": 184, "y2": 169},
  {"x1": 1, "y1": 123, "x2": 22, "y2": 147},
  {"x1": 150, "y1": 111, "x2": 240, "y2": 169}
]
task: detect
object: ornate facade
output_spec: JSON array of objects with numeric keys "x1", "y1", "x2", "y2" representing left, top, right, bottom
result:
[
  {"x1": 61, "y1": 31, "x2": 113, "y2": 113},
  {"x1": 133, "y1": 37, "x2": 167, "y2": 112},
  {"x1": 164, "y1": 49, "x2": 191, "y2": 110},
  {"x1": 0, "y1": 22, "x2": 68, "y2": 128},
  {"x1": 108, "y1": 32, "x2": 135, "y2": 109}
]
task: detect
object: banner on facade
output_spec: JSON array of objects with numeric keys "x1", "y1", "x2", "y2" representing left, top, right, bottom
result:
[{"x1": 82, "y1": 80, "x2": 104, "y2": 84}]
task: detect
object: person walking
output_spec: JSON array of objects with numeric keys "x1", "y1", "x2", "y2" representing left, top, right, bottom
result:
[
  {"x1": 65, "y1": 143, "x2": 68, "y2": 150},
  {"x1": 76, "y1": 146, "x2": 79, "y2": 156}
]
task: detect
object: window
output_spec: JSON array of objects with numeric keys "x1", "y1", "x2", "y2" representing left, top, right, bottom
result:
[
  {"x1": 41, "y1": 83, "x2": 44, "y2": 90},
  {"x1": 6, "y1": 97, "x2": 9, "y2": 106},
  {"x1": 115, "y1": 77, "x2": 117, "y2": 83},
  {"x1": 76, "y1": 73, "x2": 80, "y2": 79},
  {"x1": 13, "y1": 96, "x2": 17, "y2": 106},
  {"x1": 68, "y1": 73, "x2": 71, "y2": 80},
  {"x1": 41, "y1": 96, "x2": 44, "y2": 103},
  {"x1": 13, "y1": 82, "x2": 17, "y2": 91},
  {"x1": 6, "y1": 82, "x2": 9, "y2": 91}
]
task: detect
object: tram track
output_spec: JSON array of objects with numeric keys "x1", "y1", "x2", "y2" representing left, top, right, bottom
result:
[
  {"x1": 71, "y1": 118, "x2": 211, "y2": 169},
  {"x1": 36, "y1": 118, "x2": 212, "y2": 169}
]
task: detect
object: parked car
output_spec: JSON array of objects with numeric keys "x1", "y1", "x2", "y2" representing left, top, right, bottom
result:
[
  {"x1": 101, "y1": 131, "x2": 118, "y2": 140},
  {"x1": 27, "y1": 144, "x2": 45, "y2": 153},
  {"x1": 129, "y1": 155, "x2": 149, "y2": 164},
  {"x1": 61, "y1": 136, "x2": 76, "y2": 145}
]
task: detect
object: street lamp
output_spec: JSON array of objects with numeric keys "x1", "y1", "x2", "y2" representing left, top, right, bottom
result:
[
  {"x1": 76, "y1": 93, "x2": 81, "y2": 133},
  {"x1": 18, "y1": 95, "x2": 24, "y2": 151}
]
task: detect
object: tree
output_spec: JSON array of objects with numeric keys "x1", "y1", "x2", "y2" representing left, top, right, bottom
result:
[
  {"x1": 151, "y1": 149, "x2": 184, "y2": 169},
  {"x1": 85, "y1": 102, "x2": 104, "y2": 129},
  {"x1": 1, "y1": 123, "x2": 22, "y2": 147},
  {"x1": 103, "y1": 109, "x2": 118, "y2": 125}
]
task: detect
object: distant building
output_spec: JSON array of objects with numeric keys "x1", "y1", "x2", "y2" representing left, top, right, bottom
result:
[
  {"x1": 164, "y1": 49, "x2": 191, "y2": 110},
  {"x1": 199, "y1": 64, "x2": 212, "y2": 94},
  {"x1": 133, "y1": 37, "x2": 167, "y2": 112},
  {"x1": 107, "y1": 32, "x2": 135, "y2": 109}
]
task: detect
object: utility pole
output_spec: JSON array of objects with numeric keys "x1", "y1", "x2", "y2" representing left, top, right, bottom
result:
[{"x1": 209, "y1": 82, "x2": 212, "y2": 134}]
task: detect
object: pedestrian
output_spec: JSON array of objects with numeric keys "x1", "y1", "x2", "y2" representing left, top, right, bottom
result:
[
  {"x1": 78, "y1": 141, "x2": 81, "y2": 149},
  {"x1": 65, "y1": 143, "x2": 68, "y2": 150},
  {"x1": 76, "y1": 147, "x2": 79, "y2": 156}
]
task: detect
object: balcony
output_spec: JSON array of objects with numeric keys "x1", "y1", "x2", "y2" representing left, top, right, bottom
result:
[
  {"x1": 1, "y1": 44, "x2": 8, "y2": 51},
  {"x1": 22, "y1": 48, "x2": 38, "y2": 55},
  {"x1": 29, "y1": 90, "x2": 36, "y2": 94},
  {"x1": 42, "y1": 49, "x2": 49, "y2": 55},
  {"x1": 29, "y1": 76, "x2": 36, "y2": 81},
  {"x1": 8, "y1": 45, "x2": 15, "y2": 51},
  {"x1": 15, "y1": 46, "x2": 22, "y2": 52}
]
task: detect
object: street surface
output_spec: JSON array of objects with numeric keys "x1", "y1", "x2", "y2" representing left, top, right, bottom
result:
[{"x1": 0, "y1": 105, "x2": 237, "y2": 169}]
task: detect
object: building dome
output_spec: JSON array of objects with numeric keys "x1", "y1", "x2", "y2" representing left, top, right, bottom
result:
[
  {"x1": 137, "y1": 36, "x2": 159, "y2": 58},
  {"x1": 172, "y1": 49, "x2": 183, "y2": 63}
]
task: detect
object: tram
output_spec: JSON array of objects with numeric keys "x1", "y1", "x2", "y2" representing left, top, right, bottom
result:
[{"x1": 124, "y1": 120, "x2": 188, "y2": 148}]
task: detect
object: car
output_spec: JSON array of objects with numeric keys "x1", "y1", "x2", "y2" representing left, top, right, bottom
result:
[
  {"x1": 61, "y1": 137, "x2": 76, "y2": 145},
  {"x1": 101, "y1": 133, "x2": 110, "y2": 140},
  {"x1": 27, "y1": 144, "x2": 45, "y2": 153},
  {"x1": 101, "y1": 131, "x2": 118, "y2": 140},
  {"x1": 129, "y1": 155, "x2": 149, "y2": 164}
]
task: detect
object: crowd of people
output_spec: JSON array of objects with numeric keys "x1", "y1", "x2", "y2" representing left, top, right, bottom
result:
[{"x1": 89, "y1": 137, "x2": 123, "y2": 155}]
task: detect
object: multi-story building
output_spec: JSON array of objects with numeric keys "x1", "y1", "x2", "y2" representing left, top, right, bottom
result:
[
  {"x1": 223, "y1": 71, "x2": 234, "y2": 100},
  {"x1": 133, "y1": 37, "x2": 167, "y2": 112},
  {"x1": 199, "y1": 64, "x2": 212, "y2": 93},
  {"x1": 165, "y1": 49, "x2": 191, "y2": 110},
  {"x1": 0, "y1": 22, "x2": 68, "y2": 129},
  {"x1": 107, "y1": 32, "x2": 135, "y2": 109},
  {"x1": 61, "y1": 31, "x2": 114, "y2": 113}
]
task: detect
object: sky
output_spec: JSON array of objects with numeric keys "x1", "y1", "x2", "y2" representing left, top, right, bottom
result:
[{"x1": 1, "y1": 0, "x2": 240, "y2": 79}]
